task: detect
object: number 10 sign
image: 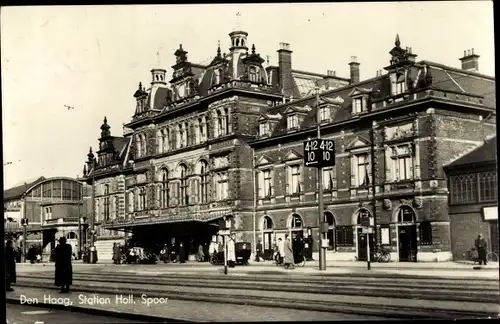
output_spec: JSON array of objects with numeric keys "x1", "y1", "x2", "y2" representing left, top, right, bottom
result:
[{"x1": 303, "y1": 139, "x2": 336, "y2": 168}]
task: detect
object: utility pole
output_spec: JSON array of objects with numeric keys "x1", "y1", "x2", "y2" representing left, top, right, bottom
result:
[
  {"x1": 316, "y1": 87, "x2": 326, "y2": 271},
  {"x1": 22, "y1": 195, "x2": 27, "y2": 263},
  {"x1": 89, "y1": 158, "x2": 97, "y2": 263},
  {"x1": 369, "y1": 121, "x2": 378, "y2": 270}
]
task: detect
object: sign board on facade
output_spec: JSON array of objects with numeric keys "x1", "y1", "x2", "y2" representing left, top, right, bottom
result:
[
  {"x1": 381, "y1": 227, "x2": 390, "y2": 245},
  {"x1": 483, "y1": 207, "x2": 498, "y2": 221},
  {"x1": 303, "y1": 139, "x2": 336, "y2": 168},
  {"x1": 321, "y1": 239, "x2": 330, "y2": 248},
  {"x1": 362, "y1": 227, "x2": 373, "y2": 234},
  {"x1": 219, "y1": 229, "x2": 231, "y2": 236}
]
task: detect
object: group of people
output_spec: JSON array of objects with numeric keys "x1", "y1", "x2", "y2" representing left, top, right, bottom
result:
[
  {"x1": 254, "y1": 233, "x2": 306, "y2": 270},
  {"x1": 5, "y1": 237, "x2": 73, "y2": 293}
]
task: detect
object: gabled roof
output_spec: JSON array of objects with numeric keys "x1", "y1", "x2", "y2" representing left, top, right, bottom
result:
[
  {"x1": 258, "y1": 113, "x2": 282, "y2": 122},
  {"x1": 283, "y1": 105, "x2": 312, "y2": 115},
  {"x1": 3, "y1": 176, "x2": 46, "y2": 201},
  {"x1": 349, "y1": 87, "x2": 372, "y2": 97},
  {"x1": 256, "y1": 154, "x2": 274, "y2": 166},
  {"x1": 445, "y1": 136, "x2": 497, "y2": 168},
  {"x1": 346, "y1": 134, "x2": 372, "y2": 150}
]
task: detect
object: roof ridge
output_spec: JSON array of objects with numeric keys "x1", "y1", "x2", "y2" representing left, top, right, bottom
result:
[
  {"x1": 443, "y1": 136, "x2": 496, "y2": 167},
  {"x1": 420, "y1": 60, "x2": 495, "y2": 81}
]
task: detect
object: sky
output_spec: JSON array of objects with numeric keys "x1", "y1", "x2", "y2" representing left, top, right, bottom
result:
[{"x1": 1, "y1": 2, "x2": 495, "y2": 190}]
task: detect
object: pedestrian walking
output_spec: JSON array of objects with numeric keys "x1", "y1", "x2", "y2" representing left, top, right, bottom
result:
[
  {"x1": 227, "y1": 234, "x2": 236, "y2": 268},
  {"x1": 5, "y1": 240, "x2": 17, "y2": 292},
  {"x1": 28, "y1": 245, "x2": 36, "y2": 264},
  {"x1": 197, "y1": 244, "x2": 205, "y2": 262},
  {"x1": 54, "y1": 237, "x2": 73, "y2": 293},
  {"x1": 160, "y1": 244, "x2": 169, "y2": 263},
  {"x1": 283, "y1": 234, "x2": 294, "y2": 270},
  {"x1": 113, "y1": 243, "x2": 121, "y2": 264},
  {"x1": 475, "y1": 234, "x2": 488, "y2": 265},
  {"x1": 255, "y1": 240, "x2": 264, "y2": 262},
  {"x1": 179, "y1": 242, "x2": 186, "y2": 263},
  {"x1": 277, "y1": 238, "x2": 284, "y2": 264}
]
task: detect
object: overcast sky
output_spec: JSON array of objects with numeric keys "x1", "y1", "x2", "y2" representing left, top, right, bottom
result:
[{"x1": 1, "y1": 2, "x2": 495, "y2": 189}]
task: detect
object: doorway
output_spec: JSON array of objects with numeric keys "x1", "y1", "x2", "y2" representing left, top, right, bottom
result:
[
  {"x1": 490, "y1": 221, "x2": 499, "y2": 256},
  {"x1": 398, "y1": 225, "x2": 417, "y2": 262},
  {"x1": 357, "y1": 228, "x2": 375, "y2": 261}
]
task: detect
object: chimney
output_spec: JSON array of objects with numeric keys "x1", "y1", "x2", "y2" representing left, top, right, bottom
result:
[
  {"x1": 349, "y1": 56, "x2": 360, "y2": 84},
  {"x1": 278, "y1": 42, "x2": 293, "y2": 98},
  {"x1": 459, "y1": 48, "x2": 480, "y2": 72}
]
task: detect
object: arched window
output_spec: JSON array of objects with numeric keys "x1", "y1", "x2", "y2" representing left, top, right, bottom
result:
[
  {"x1": 216, "y1": 110, "x2": 223, "y2": 137},
  {"x1": 136, "y1": 135, "x2": 142, "y2": 158},
  {"x1": 178, "y1": 124, "x2": 184, "y2": 148},
  {"x1": 395, "y1": 73, "x2": 406, "y2": 95},
  {"x1": 236, "y1": 39, "x2": 240, "y2": 46},
  {"x1": 141, "y1": 134, "x2": 147, "y2": 157},
  {"x1": 197, "y1": 118, "x2": 204, "y2": 143},
  {"x1": 324, "y1": 211, "x2": 336, "y2": 250},
  {"x1": 241, "y1": 39, "x2": 245, "y2": 47},
  {"x1": 356, "y1": 208, "x2": 372, "y2": 225},
  {"x1": 162, "y1": 128, "x2": 169, "y2": 152},
  {"x1": 223, "y1": 108, "x2": 229, "y2": 134},
  {"x1": 157, "y1": 130, "x2": 163, "y2": 154},
  {"x1": 263, "y1": 216, "x2": 273, "y2": 230},
  {"x1": 397, "y1": 205, "x2": 415, "y2": 223},
  {"x1": 262, "y1": 216, "x2": 274, "y2": 257},
  {"x1": 290, "y1": 213, "x2": 303, "y2": 235},
  {"x1": 200, "y1": 160, "x2": 209, "y2": 203},
  {"x1": 179, "y1": 164, "x2": 188, "y2": 205},
  {"x1": 66, "y1": 232, "x2": 77, "y2": 239},
  {"x1": 184, "y1": 122, "x2": 190, "y2": 146},
  {"x1": 160, "y1": 169, "x2": 169, "y2": 208}
]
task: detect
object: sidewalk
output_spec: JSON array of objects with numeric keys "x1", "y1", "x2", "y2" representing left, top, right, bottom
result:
[{"x1": 17, "y1": 261, "x2": 500, "y2": 280}]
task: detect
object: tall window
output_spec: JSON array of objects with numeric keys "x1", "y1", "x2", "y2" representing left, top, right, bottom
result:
[
  {"x1": 259, "y1": 123, "x2": 270, "y2": 136},
  {"x1": 162, "y1": 129, "x2": 169, "y2": 152},
  {"x1": 215, "y1": 172, "x2": 229, "y2": 200},
  {"x1": 161, "y1": 169, "x2": 169, "y2": 208},
  {"x1": 215, "y1": 69, "x2": 221, "y2": 84},
  {"x1": 139, "y1": 187, "x2": 147, "y2": 210},
  {"x1": 103, "y1": 185, "x2": 110, "y2": 221},
  {"x1": 141, "y1": 134, "x2": 147, "y2": 156},
  {"x1": 479, "y1": 172, "x2": 497, "y2": 202},
  {"x1": 127, "y1": 191, "x2": 134, "y2": 213},
  {"x1": 184, "y1": 122, "x2": 189, "y2": 147},
  {"x1": 179, "y1": 164, "x2": 188, "y2": 205},
  {"x1": 320, "y1": 106, "x2": 331, "y2": 121},
  {"x1": 353, "y1": 98, "x2": 364, "y2": 114},
  {"x1": 391, "y1": 145, "x2": 413, "y2": 181},
  {"x1": 450, "y1": 174, "x2": 478, "y2": 204},
  {"x1": 353, "y1": 153, "x2": 370, "y2": 187},
  {"x1": 287, "y1": 114, "x2": 298, "y2": 129},
  {"x1": 288, "y1": 165, "x2": 301, "y2": 194},
  {"x1": 200, "y1": 161, "x2": 209, "y2": 203},
  {"x1": 259, "y1": 169, "x2": 272, "y2": 198},
  {"x1": 394, "y1": 74, "x2": 406, "y2": 95},
  {"x1": 157, "y1": 130, "x2": 163, "y2": 154},
  {"x1": 198, "y1": 118, "x2": 206, "y2": 143},
  {"x1": 249, "y1": 66, "x2": 259, "y2": 82},
  {"x1": 323, "y1": 167, "x2": 337, "y2": 191},
  {"x1": 178, "y1": 124, "x2": 185, "y2": 148},
  {"x1": 290, "y1": 214, "x2": 303, "y2": 235},
  {"x1": 136, "y1": 135, "x2": 142, "y2": 157}
]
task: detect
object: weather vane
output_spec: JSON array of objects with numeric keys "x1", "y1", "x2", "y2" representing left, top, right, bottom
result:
[{"x1": 236, "y1": 12, "x2": 241, "y2": 29}]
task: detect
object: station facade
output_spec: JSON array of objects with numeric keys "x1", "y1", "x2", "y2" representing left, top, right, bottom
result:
[{"x1": 83, "y1": 30, "x2": 496, "y2": 262}]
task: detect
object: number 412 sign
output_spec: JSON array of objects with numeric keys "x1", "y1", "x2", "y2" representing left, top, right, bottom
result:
[{"x1": 303, "y1": 139, "x2": 336, "y2": 168}]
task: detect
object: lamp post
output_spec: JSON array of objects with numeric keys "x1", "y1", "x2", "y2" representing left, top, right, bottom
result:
[{"x1": 89, "y1": 158, "x2": 97, "y2": 263}]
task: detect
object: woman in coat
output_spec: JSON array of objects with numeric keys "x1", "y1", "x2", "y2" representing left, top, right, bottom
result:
[
  {"x1": 227, "y1": 234, "x2": 236, "y2": 268},
  {"x1": 54, "y1": 237, "x2": 73, "y2": 293},
  {"x1": 283, "y1": 234, "x2": 295, "y2": 269},
  {"x1": 5, "y1": 240, "x2": 16, "y2": 291}
]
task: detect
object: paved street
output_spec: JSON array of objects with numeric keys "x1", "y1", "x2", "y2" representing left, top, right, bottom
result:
[{"x1": 6, "y1": 303, "x2": 149, "y2": 324}]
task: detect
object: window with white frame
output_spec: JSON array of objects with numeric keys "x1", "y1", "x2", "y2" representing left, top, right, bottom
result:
[
  {"x1": 394, "y1": 74, "x2": 406, "y2": 95},
  {"x1": 179, "y1": 164, "x2": 189, "y2": 205},
  {"x1": 352, "y1": 153, "x2": 370, "y2": 187},
  {"x1": 136, "y1": 135, "x2": 142, "y2": 158},
  {"x1": 353, "y1": 98, "x2": 364, "y2": 114},
  {"x1": 215, "y1": 69, "x2": 222, "y2": 84},
  {"x1": 323, "y1": 167, "x2": 337, "y2": 191},
  {"x1": 288, "y1": 165, "x2": 302, "y2": 194},
  {"x1": 249, "y1": 66, "x2": 259, "y2": 82},
  {"x1": 160, "y1": 169, "x2": 169, "y2": 208},
  {"x1": 157, "y1": 130, "x2": 163, "y2": 154},
  {"x1": 259, "y1": 123, "x2": 270, "y2": 136},
  {"x1": 177, "y1": 124, "x2": 183, "y2": 148},
  {"x1": 390, "y1": 145, "x2": 413, "y2": 181},
  {"x1": 215, "y1": 172, "x2": 229, "y2": 200},
  {"x1": 141, "y1": 134, "x2": 147, "y2": 156},
  {"x1": 139, "y1": 187, "x2": 147, "y2": 210},
  {"x1": 287, "y1": 114, "x2": 298, "y2": 129},
  {"x1": 127, "y1": 191, "x2": 134, "y2": 213},
  {"x1": 320, "y1": 106, "x2": 331, "y2": 121},
  {"x1": 184, "y1": 122, "x2": 189, "y2": 147},
  {"x1": 196, "y1": 118, "x2": 204, "y2": 144},
  {"x1": 162, "y1": 128, "x2": 169, "y2": 152},
  {"x1": 199, "y1": 161, "x2": 209, "y2": 203},
  {"x1": 45, "y1": 207, "x2": 52, "y2": 220},
  {"x1": 259, "y1": 169, "x2": 273, "y2": 198}
]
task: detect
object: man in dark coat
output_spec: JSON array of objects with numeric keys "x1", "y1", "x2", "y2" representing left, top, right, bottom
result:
[
  {"x1": 54, "y1": 237, "x2": 73, "y2": 293},
  {"x1": 255, "y1": 240, "x2": 264, "y2": 262},
  {"x1": 179, "y1": 242, "x2": 186, "y2": 263},
  {"x1": 475, "y1": 234, "x2": 488, "y2": 265},
  {"x1": 5, "y1": 240, "x2": 17, "y2": 291},
  {"x1": 112, "y1": 243, "x2": 121, "y2": 265}
]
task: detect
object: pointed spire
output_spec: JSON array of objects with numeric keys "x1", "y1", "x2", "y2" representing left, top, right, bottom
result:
[
  {"x1": 395, "y1": 34, "x2": 401, "y2": 47},
  {"x1": 103, "y1": 116, "x2": 107, "y2": 125},
  {"x1": 236, "y1": 12, "x2": 241, "y2": 30},
  {"x1": 217, "y1": 40, "x2": 221, "y2": 57},
  {"x1": 252, "y1": 44, "x2": 256, "y2": 54}
]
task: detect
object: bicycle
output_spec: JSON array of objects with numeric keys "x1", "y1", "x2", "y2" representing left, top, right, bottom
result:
[
  {"x1": 487, "y1": 251, "x2": 499, "y2": 263},
  {"x1": 373, "y1": 248, "x2": 391, "y2": 263},
  {"x1": 463, "y1": 248, "x2": 480, "y2": 264}
]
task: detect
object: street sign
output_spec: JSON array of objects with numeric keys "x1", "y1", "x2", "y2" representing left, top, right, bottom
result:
[
  {"x1": 303, "y1": 139, "x2": 335, "y2": 168},
  {"x1": 219, "y1": 229, "x2": 230, "y2": 236},
  {"x1": 21, "y1": 218, "x2": 29, "y2": 226},
  {"x1": 362, "y1": 227, "x2": 373, "y2": 234}
]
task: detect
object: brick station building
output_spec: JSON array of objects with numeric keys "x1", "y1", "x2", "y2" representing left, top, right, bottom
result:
[{"x1": 83, "y1": 30, "x2": 495, "y2": 262}]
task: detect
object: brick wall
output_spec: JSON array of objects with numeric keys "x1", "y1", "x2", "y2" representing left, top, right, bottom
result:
[{"x1": 450, "y1": 212, "x2": 492, "y2": 260}]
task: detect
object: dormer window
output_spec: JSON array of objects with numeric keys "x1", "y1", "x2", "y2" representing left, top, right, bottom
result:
[
  {"x1": 353, "y1": 98, "x2": 365, "y2": 114},
  {"x1": 320, "y1": 106, "x2": 331, "y2": 122},
  {"x1": 249, "y1": 66, "x2": 259, "y2": 82},
  {"x1": 395, "y1": 73, "x2": 406, "y2": 95},
  {"x1": 287, "y1": 114, "x2": 299, "y2": 129},
  {"x1": 259, "y1": 123, "x2": 270, "y2": 137},
  {"x1": 215, "y1": 69, "x2": 221, "y2": 84}
]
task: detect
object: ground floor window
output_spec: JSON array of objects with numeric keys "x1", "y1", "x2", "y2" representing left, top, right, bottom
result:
[
  {"x1": 419, "y1": 222, "x2": 432, "y2": 245},
  {"x1": 335, "y1": 226, "x2": 354, "y2": 247}
]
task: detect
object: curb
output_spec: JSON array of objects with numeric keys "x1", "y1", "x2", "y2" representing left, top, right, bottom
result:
[{"x1": 6, "y1": 296, "x2": 192, "y2": 323}]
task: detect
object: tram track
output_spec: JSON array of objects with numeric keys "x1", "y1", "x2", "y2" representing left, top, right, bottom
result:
[{"x1": 16, "y1": 275, "x2": 499, "y2": 319}]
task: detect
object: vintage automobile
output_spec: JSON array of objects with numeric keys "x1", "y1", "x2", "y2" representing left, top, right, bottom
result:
[
  {"x1": 122, "y1": 247, "x2": 157, "y2": 264},
  {"x1": 210, "y1": 242, "x2": 252, "y2": 266}
]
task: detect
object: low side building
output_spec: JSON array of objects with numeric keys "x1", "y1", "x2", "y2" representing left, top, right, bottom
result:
[{"x1": 444, "y1": 136, "x2": 498, "y2": 260}]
